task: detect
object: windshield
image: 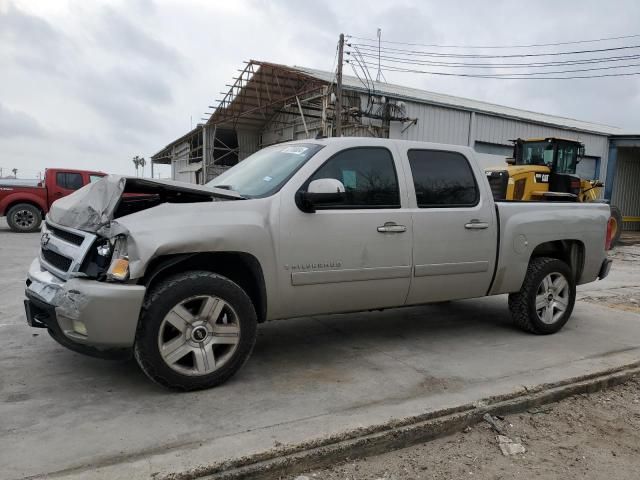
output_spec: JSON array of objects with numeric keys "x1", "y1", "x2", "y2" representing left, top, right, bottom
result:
[
  {"x1": 555, "y1": 143, "x2": 579, "y2": 174},
  {"x1": 519, "y1": 141, "x2": 554, "y2": 167},
  {"x1": 207, "y1": 143, "x2": 323, "y2": 198}
]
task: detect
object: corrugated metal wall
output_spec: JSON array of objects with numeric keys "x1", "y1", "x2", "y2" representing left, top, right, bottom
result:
[
  {"x1": 612, "y1": 148, "x2": 640, "y2": 231},
  {"x1": 237, "y1": 129, "x2": 261, "y2": 160},
  {"x1": 171, "y1": 142, "x2": 196, "y2": 183},
  {"x1": 475, "y1": 114, "x2": 609, "y2": 160},
  {"x1": 389, "y1": 102, "x2": 471, "y2": 145},
  {"x1": 261, "y1": 111, "x2": 323, "y2": 146}
]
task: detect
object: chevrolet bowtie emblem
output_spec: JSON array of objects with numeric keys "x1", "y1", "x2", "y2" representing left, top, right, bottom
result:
[{"x1": 40, "y1": 232, "x2": 51, "y2": 249}]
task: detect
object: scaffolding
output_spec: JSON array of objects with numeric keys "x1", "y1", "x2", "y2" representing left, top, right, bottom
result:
[{"x1": 152, "y1": 60, "x2": 414, "y2": 183}]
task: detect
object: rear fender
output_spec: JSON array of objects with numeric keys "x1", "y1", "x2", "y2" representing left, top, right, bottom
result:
[{"x1": 0, "y1": 191, "x2": 48, "y2": 216}]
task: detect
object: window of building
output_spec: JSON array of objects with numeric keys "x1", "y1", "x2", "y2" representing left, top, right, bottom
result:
[
  {"x1": 308, "y1": 147, "x2": 400, "y2": 209},
  {"x1": 408, "y1": 150, "x2": 479, "y2": 207}
]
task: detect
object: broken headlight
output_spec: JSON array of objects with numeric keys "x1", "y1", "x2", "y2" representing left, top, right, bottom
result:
[
  {"x1": 96, "y1": 239, "x2": 112, "y2": 257},
  {"x1": 106, "y1": 236, "x2": 129, "y2": 282}
]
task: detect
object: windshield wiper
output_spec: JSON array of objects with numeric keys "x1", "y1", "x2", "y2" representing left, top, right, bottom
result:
[{"x1": 211, "y1": 185, "x2": 247, "y2": 200}]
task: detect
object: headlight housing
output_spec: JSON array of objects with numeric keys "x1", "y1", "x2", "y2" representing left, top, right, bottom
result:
[{"x1": 106, "y1": 236, "x2": 130, "y2": 282}]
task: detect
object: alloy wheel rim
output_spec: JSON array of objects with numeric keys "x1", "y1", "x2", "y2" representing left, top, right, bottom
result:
[
  {"x1": 158, "y1": 295, "x2": 240, "y2": 376},
  {"x1": 15, "y1": 209, "x2": 35, "y2": 228},
  {"x1": 535, "y1": 272, "x2": 570, "y2": 325}
]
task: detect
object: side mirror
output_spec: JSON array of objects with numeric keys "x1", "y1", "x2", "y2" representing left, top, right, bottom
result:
[
  {"x1": 296, "y1": 178, "x2": 345, "y2": 213},
  {"x1": 505, "y1": 157, "x2": 515, "y2": 165}
]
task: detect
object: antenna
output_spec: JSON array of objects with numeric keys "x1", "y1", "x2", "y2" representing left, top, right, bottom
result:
[{"x1": 376, "y1": 28, "x2": 382, "y2": 82}]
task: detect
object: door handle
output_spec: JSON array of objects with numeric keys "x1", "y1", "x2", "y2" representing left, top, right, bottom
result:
[
  {"x1": 377, "y1": 222, "x2": 407, "y2": 233},
  {"x1": 465, "y1": 220, "x2": 489, "y2": 230}
]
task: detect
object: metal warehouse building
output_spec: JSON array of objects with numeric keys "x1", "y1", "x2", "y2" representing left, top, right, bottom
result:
[{"x1": 151, "y1": 60, "x2": 640, "y2": 230}]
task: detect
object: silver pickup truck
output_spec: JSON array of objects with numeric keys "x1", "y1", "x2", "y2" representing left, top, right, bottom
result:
[{"x1": 24, "y1": 138, "x2": 613, "y2": 390}]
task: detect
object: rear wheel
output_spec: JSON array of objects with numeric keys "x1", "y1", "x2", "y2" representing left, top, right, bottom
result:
[
  {"x1": 609, "y1": 205, "x2": 623, "y2": 248},
  {"x1": 508, "y1": 257, "x2": 576, "y2": 335},
  {"x1": 134, "y1": 271, "x2": 257, "y2": 391},
  {"x1": 6, "y1": 203, "x2": 42, "y2": 233}
]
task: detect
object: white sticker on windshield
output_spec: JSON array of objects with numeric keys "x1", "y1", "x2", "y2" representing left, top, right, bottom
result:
[
  {"x1": 263, "y1": 176, "x2": 273, "y2": 182},
  {"x1": 281, "y1": 146, "x2": 309, "y2": 155}
]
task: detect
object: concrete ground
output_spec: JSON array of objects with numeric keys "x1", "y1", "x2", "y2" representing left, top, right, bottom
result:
[{"x1": 1, "y1": 218, "x2": 639, "y2": 480}]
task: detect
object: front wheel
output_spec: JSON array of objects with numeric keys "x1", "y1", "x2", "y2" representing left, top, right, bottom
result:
[
  {"x1": 6, "y1": 203, "x2": 42, "y2": 233},
  {"x1": 134, "y1": 271, "x2": 257, "y2": 391},
  {"x1": 508, "y1": 257, "x2": 576, "y2": 335}
]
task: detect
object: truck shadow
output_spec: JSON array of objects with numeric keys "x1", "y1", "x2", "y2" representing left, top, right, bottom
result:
[{"x1": 23, "y1": 296, "x2": 517, "y2": 398}]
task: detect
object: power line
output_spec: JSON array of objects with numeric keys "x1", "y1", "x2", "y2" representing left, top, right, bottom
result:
[
  {"x1": 350, "y1": 51, "x2": 640, "y2": 69},
  {"x1": 349, "y1": 59, "x2": 640, "y2": 80},
  {"x1": 349, "y1": 42, "x2": 640, "y2": 59},
  {"x1": 346, "y1": 33, "x2": 640, "y2": 49},
  {"x1": 393, "y1": 61, "x2": 640, "y2": 76}
]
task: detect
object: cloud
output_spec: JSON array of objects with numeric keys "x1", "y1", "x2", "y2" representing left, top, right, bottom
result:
[
  {"x1": 93, "y1": 5, "x2": 187, "y2": 73},
  {"x1": 0, "y1": 103, "x2": 46, "y2": 139},
  {"x1": 0, "y1": 2, "x2": 74, "y2": 76}
]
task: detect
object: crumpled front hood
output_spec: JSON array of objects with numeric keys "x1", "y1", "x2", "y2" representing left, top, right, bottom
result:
[
  {"x1": 47, "y1": 175, "x2": 242, "y2": 233},
  {"x1": 48, "y1": 175, "x2": 126, "y2": 232}
]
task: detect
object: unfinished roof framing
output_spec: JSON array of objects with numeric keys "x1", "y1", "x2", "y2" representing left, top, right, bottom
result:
[{"x1": 207, "y1": 60, "x2": 329, "y2": 131}]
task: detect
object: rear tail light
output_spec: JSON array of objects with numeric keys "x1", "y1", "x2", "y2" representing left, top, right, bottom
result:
[{"x1": 605, "y1": 216, "x2": 614, "y2": 250}]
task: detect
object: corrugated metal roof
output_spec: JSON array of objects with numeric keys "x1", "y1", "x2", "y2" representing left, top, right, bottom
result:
[{"x1": 292, "y1": 65, "x2": 624, "y2": 136}]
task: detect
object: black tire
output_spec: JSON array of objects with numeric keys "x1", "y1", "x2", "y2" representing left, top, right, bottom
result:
[
  {"x1": 609, "y1": 205, "x2": 623, "y2": 248},
  {"x1": 134, "y1": 271, "x2": 257, "y2": 391},
  {"x1": 6, "y1": 203, "x2": 42, "y2": 233},
  {"x1": 508, "y1": 257, "x2": 576, "y2": 335}
]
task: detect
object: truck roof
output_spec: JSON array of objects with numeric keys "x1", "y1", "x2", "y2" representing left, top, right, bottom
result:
[
  {"x1": 44, "y1": 167, "x2": 106, "y2": 175},
  {"x1": 281, "y1": 137, "x2": 476, "y2": 156}
]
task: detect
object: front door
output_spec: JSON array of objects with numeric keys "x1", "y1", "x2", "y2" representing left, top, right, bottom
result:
[
  {"x1": 51, "y1": 171, "x2": 84, "y2": 203},
  {"x1": 277, "y1": 146, "x2": 413, "y2": 318},
  {"x1": 402, "y1": 148, "x2": 497, "y2": 304}
]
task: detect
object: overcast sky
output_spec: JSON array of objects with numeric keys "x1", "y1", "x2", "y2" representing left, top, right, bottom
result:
[{"x1": 2, "y1": 0, "x2": 639, "y2": 178}]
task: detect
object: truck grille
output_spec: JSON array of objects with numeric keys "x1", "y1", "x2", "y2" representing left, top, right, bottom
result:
[
  {"x1": 45, "y1": 222, "x2": 85, "y2": 246},
  {"x1": 486, "y1": 170, "x2": 509, "y2": 200},
  {"x1": 42, "y1": 248, "x2": 73, "y2": 271},
  {"x1": 40, "y1": 221, "x2": 97, "y2": 280}
]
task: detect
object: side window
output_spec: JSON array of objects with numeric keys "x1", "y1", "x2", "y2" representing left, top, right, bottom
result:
[
  {"x1": 66, "y1": 173, "x2": 83, "y2": 190},
  {"x1": 308, "y1": 147, "x2": 400, "y2": 209},
  {"x1": 55, "y1": 172, "x2": 84, "y2": 190},
  {"x1": 408, "y1": 149, "x2": 479, "y2": 207},
  {"x1": 89, "y1": 174, "x2": 104, "y2": 183},
  {"x1": 56, "y1": 172, "x2": 66, "y2": 189}
]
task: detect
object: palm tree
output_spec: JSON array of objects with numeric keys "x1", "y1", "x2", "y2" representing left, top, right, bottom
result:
[
  {"x1": 11, "y1": 168, "x2": 17, "y2": 178},
  {"x1": 132, "y1": 156, "x2": 146, "y2": 177}
]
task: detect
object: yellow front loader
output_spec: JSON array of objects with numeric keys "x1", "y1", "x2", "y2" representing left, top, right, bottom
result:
[{"x1": 485, "y1": 137, "x2": 622, "y2": 246}]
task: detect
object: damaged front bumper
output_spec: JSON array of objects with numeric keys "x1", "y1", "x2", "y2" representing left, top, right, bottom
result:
[{"x1": 25, "y1": 258, "x2": 146, "y2": 354}]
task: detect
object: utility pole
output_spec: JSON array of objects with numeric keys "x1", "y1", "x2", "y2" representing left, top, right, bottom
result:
[{"x1": 335, "y1": 33, "x2": 344, "y2": 137}]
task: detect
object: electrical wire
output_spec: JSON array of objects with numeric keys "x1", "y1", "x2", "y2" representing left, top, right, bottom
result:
[
  {"x1": 350, "y1": 51, "x2": 640, "y2": 69},
  {"x1": 346, "y1": 33, "x2": 640, "y2": 49},
  {"x1": 350, "y1": 45, "x2": 376, "y2": 114},
  {"x1": 349, "y1": 59, "x2": 640, "y2": 79},
  {"x1": 349, "y1": 42, "x2": 640, "y2": 59}
]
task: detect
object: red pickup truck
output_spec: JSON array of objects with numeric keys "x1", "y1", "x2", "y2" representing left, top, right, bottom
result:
[{"x1": 0, "y1": 168, "x2": 105, "y2": 233}]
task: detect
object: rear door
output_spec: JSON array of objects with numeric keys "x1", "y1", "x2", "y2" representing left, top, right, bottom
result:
[
  {"x1": 277, "y1": 145, "x2": 413, "y2": 317},
  {"x1": 403, "y1": 148, "x2": 497, "y2": 304}
]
